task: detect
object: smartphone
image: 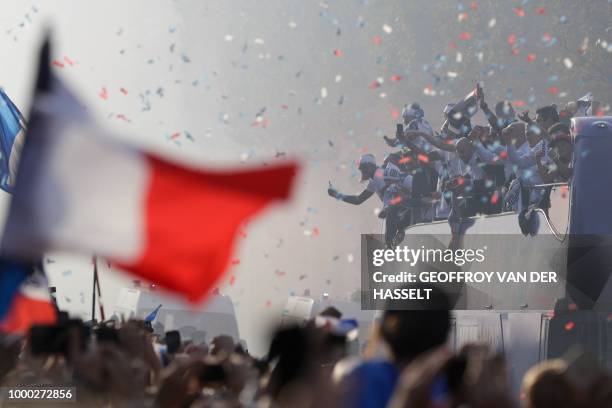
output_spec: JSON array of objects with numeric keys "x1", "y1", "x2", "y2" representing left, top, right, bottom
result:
[
  {"x1": 165, "y1": 330, "x2": 181, "y2": 354},
  {"x1": 396, "y1": 123, "x2": 404, "y2": 137}
]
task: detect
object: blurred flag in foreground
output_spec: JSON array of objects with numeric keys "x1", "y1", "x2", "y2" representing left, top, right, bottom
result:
[
  {"x1": 0, "y1": 88, "x2": 27, "y2": 193},
  {"x1": 1, "y1": 39, "x2": 298, "y2": 302},
  {"x1": 0, "y1": 263, "x2": 56, "y2": 334}
]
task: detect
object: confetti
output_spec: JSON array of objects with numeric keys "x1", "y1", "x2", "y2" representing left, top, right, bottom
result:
[
  {"x1": 382, "y1": 24, "x2": 393, "y2": 34},
  {"x1": 389, "y1": 75, "x2": 403, "y2": 82},
  {"x1": 99, "y1": 87, "x2": 108, "y2": 100},
  {"x1": 373, "y1": 35, "x2": 382, "y2": 45},
  {"x1": 459, "y1": 32, "x2": 471, "y2": 41},
  {"x1": 526, "y1": 53, "x2": 537, "y2": 62},
  {"x1": 564, "y1": 321, "x2": 575, "y2": 331},
  {"x1": 333, "y1": 49, "x2": 343, "y2": 57},
  {"x1": 120, "y1": 87, "x2": 129, "y2": 95},
  {"x1": 513, "y1": 7, "x2": 525, "y2": 17},
  {"x1": 52, "y1": 59, "x2": 65, "y2": 68},
  {"x1": 535, "y1": 7, "x2": 547, "y2": 15},
  {"x1": 320, "y1": 87, "x2": 328, "y2": 98},
  {"x1": 507, "y1": 34, "x2": 516, "y2": 45},
  {"x1": 563, "y1": 58, "x2": 573, "y2": 69}
]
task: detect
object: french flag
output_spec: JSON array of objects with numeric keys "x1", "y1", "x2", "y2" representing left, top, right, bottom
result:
[
  {"x1": 0, "y1": 263, "x2": 56, "y2": 334},
  {"x1": 1, "y1": 39, "x2": 298, "y2": 302},
  {"x1": 0, "y1": 88, "x2": 27, "y2": 193}
]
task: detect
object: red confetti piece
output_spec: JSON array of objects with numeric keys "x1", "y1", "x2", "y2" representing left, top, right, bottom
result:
[
  {"x1": 390, "y1": 196, "x2": 402, "y2": 205},
  {"x1": 448, "y1": 41, "x2": 458, "y2": 49},
  {"x1": 368, "y1": 80, "x2": 381, "y2": 89},
  {"x1": 513, "y1": 7, "x2": 525, "y2": 17},
  {"x1": 526, "y1": 53, "x2": 537, "y2": 62},
  {"x1": 417, "y1": 154, "x2": 429, "y2": 163},
  {"x1": 499, "y1": 151, "x2": 509, "y2": 160},
  {"x1": 229, "y1": 275, "x2": 236, "y2": 286},
  {"x1": 312, "y1": 227, "x2": 320, "y2": 237},
  {"x1": 120, "y1": 87, "x2": 129, "y2": 95},
  {"x1": 511, "y1": 48, "x2": 520, "y2": 56},
  {"x1": 231, "y1": 259, "x2": 240, "y2": 265},
  {"x1": 333, "y1": 49, "x2": 343, "y2": 57},
  {"x1": 507, "y1": 34, "x2": 517, "y2": 45},
  {"x1": 513, "y1": 100, "x2": 525, "y2": 107},
  {"x1": 542, "y1": 32, "x2": 553, "y2": 43},
  {"x1": 490, "y1": 191, "x2": 500, "y2": 204},
  {"x1": 170, "y1": 132, "x2": 181, "y2": 140},
  {"x1": 399, "y1": 156, "x2": 412, "y2": 164},
  {"x1": 535, "y1": 7, "x2": 546, "y2": 15},
  {"x1": 564, "y1": 321, "x2": 575, "y2": 331},
  {"x1": 99, "y1": 87, "x2": 108, "y2": 100},
  {"x1": 458, "y1": 12, "x2": 468, "y2": 22},
  {"x1": 52, "y1": 60, "x2": 65, "y2": 68},
  {"x1": 275, "y1": 270, "x2": 287, "y2": 277},
  {"x1": 373, "y1": 35, "x2": 382, "y2": 45},
  {"x1": 63, "y1": 56, "x2": 75, "y2": 66},
  {"x1": 391, "y1": 109, "x2": 400, "y2": 119},
  {"x1": 116, "y1": 114, "x2": 131, "y2": 122},
  {"x1": 390, "y1": 75, "x2": 403, "y2": 82},
  {"x1": 459, "y1": 32, "x2": 472, "y2": 41},
  {"x1": 470, "y1": 1, "x2": 478, "y2": 10},
  {"x1": 265, "y1": 300, "x2": 272, "y2": 308},
  {"x1": 547, "y1": 86, "x2": 559, "y2": 95}
]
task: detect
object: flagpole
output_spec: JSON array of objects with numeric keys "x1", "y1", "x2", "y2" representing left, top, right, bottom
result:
[
  {"x1": 91, "y1": 256, "x2": 97, "y2": 321},
  {"x1": 95, "y1": 259, "x2": 106, "y2": 321}
]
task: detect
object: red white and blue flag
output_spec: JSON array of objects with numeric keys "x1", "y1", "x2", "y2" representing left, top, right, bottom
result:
[{"x1": 1, "y1": 39, "x2": 298, "y2": 302}]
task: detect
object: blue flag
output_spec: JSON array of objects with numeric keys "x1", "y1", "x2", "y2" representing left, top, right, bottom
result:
[
  {"x1": 0, "y1": 88, "x2": 26, "y2": 193},
  {"x1": 145, "y1": 304, "x2": 162, "y2": 322}
]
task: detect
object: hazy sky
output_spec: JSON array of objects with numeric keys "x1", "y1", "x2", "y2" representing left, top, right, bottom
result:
[{"x1": 0, "y1": 0, "x2": 608, "y2": 354}]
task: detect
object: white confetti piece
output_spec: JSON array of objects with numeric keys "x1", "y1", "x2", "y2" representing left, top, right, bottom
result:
[
  {"x1": 488, "y1": 18, "x2": 496, "y2": 28},
  {"x1": 563, "y1": 58, "x2": 573, "y2": 69},
  {"x1": 288, "y1": 21, "x2": 298, "y2": 29},
  {"x1": 224, "y1": 34, "x2": 234, "y2": 42},
  {"x1": 320, "y1": 87, "x2": 328, "y2": 98},
  {"x1": 334, "y1": 74, "x2": 342, "y2": 83},
  {"x1": 253, "y1": 38, "x2": 265, "y2": 45},
  {"x1": 347, "y1": 254, "x2": 354, "y2": 263},
  {"x1": 382, "y1": 24, "x2": 392, "y2": 34}
]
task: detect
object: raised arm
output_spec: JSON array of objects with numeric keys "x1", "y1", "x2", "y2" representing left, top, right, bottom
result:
[
  {"x1": 328, "y1": 187, "x2": 374, "y2": 205},
  {"x1": 404, "y1": 130, "x2": 456, "y2": 152}
]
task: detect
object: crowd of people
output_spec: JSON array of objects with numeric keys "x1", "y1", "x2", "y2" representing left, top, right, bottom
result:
[
  {"x1": 1, "y1": 284, "x2": 611, "y2": 407},
  {"x1": 328, "y1": 84, "x2": 599, "y2": 246}
]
